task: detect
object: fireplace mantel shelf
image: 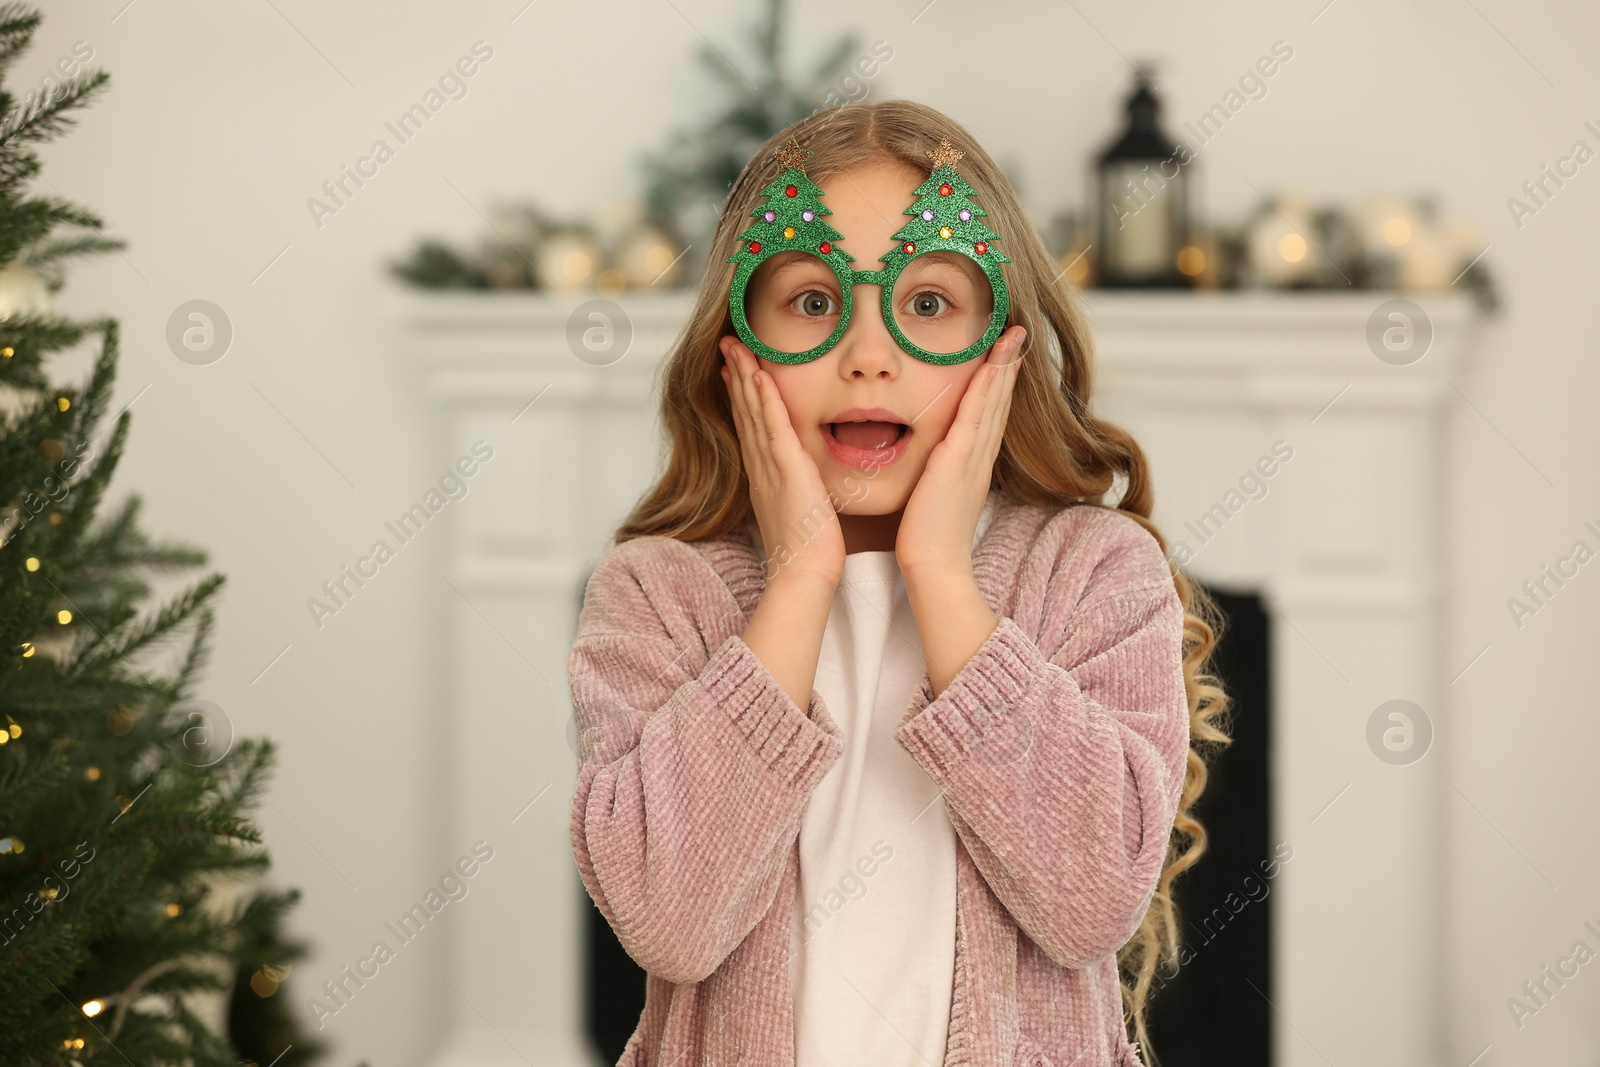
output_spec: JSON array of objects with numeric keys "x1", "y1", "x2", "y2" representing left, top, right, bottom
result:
[{"x1": 394, "y1": 287, "x2": 1475, "y2": 407}]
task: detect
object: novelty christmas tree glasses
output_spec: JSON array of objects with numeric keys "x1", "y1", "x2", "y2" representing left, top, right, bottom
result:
[{"x1": 727, "y1": 136, "x2": 1012, "y2": 366}]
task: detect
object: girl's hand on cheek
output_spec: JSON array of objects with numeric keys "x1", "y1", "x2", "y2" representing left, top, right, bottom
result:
[
  {"x1": 719, "y1": 335, "x2": 845, "y2": 591},
  {"x1": 895, "y1": 325, "x2": 1026, "y2": 580}
]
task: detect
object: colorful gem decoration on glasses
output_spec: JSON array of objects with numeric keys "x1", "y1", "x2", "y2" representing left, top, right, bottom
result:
[{"x1": 727, "y1": 135, "x2": 1011, "y2": 366}]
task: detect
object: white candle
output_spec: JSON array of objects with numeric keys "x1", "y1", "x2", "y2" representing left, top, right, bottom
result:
[{"x1": 1102, "y1": 161, "x2": 1172, "y2": 278}]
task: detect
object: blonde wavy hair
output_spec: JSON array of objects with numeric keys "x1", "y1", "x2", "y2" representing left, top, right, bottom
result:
[{"x1": 611, "y1": 99, "x2": 1233, "y2": 1064}]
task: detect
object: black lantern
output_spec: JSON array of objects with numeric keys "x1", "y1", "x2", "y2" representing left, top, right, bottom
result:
[{"x1": 1093, "y1": 70, "x2": 1196, "y2": 288}]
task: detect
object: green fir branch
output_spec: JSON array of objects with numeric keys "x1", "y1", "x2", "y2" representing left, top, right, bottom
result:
[
  {"x1": 67, "y1": 572, "x2": 225, "y2": 680},
  {"x1": 22, "y1": 232, "x2": 128, "y2": 289},
  {"x1": 0, "y1": 68, "x2": 109, "y2": 150},
  {"x1": 0, "y1": 3, "x2": 42, "y2": 75},
  {"x1": 0, "y1": 313, "x2": 92, "y2": 391},
  {"x1": 0, "y1": 745, "x2": 69, "y2": 820}
]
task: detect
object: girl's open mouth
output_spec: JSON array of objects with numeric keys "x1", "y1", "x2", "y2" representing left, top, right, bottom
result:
[
  {"x1": 821, "y1": 421, "x2": 911, "y2": 470},
  {"x1": 828, "y1": 421, "x2": 907, "y2": 448}
]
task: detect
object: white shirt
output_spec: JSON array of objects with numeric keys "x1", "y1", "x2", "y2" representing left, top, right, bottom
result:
[{"x1": 789, "y1": 494, "x2": 998, "y2": 1067}]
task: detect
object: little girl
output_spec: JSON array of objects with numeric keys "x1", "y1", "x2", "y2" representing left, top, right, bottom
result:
[{"x1": 568, "y1": 100, "x2": 1229, "y2": 1067}]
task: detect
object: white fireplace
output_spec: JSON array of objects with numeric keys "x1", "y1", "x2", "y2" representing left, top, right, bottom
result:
[{"x1": 396, "y1": 286, "x2": 1477, "y2": 1067}]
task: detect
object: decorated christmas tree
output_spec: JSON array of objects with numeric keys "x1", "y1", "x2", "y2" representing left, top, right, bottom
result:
[
  {"x1": 728, "y1": 138, "x2": 855, "y2": 273},
  {"x1": 880, "y1": 137, "x2": 1011, "y2": 273},
  {"x1": 0, "y1": 6, "x2": 351, "y2": 1065}
]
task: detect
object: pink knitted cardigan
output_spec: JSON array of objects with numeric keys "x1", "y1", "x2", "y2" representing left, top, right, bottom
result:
[{"x1": 567, "y1": 493, "x2": 1191, "y2": 1067}]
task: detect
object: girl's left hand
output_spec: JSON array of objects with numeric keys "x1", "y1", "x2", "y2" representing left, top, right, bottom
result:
[{"x1": 895, "y1": 324, "x2": 1027, "y2": 580}]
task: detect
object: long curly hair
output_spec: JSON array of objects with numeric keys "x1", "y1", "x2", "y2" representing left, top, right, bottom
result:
[{"x1": 609, "y1": 99, "x2": 1234, "y2": 1064}]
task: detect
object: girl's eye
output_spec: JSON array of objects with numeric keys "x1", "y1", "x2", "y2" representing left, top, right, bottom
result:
[
  {"x1": 793, "y1": 290, "x2": 837, "y2": 317},
  {"x1": 905, "y1": 290, "x2": 951, "y2": 318}
]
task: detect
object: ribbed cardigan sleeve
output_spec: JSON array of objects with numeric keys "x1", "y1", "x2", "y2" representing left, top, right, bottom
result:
[
  {"x1": 893, "y1": 516, "x2": 1190, "y2": 969},
  {"x1": 567, "y1": 539, "x2": 845, "y2": 985}
]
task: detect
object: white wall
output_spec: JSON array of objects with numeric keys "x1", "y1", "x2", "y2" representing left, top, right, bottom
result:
[{"x1": 28, "y1": 0, "x2": 1599, "y2": 1063}]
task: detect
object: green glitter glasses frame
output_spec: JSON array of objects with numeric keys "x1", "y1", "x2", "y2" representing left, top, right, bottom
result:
[{"x1": 726, "y1": 141, "x2": 1012, "y2": 367}]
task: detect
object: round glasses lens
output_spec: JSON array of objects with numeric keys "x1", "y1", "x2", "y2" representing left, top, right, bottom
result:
[
  {"x1": 889, "y1": 251, "x2": 994, "y2": 356},
  {"x1": 741, "y1": 252, "x2": 843, "y2": 357}
]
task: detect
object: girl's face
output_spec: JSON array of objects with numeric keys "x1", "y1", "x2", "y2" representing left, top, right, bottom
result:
[{"x1": 733, "y1": 159, "x2": 994, "y2": 516}]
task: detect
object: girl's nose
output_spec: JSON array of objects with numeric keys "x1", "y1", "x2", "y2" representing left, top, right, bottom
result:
[{"x1": 834, "y1": 285, "x2": 900, "y2": 374}]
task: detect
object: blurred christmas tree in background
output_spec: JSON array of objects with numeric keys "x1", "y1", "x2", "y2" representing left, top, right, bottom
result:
[
  {"x1": 642, "y1": 0, "x2": 864, "y2": 275},
  {"x1": 0, "y1": 4, "x2": 359, "y2": 1065}
]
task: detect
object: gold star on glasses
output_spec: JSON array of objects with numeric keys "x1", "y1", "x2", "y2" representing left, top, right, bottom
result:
[
  {"x1": 925, "y1": 137, "x2": 965, "y2": 171},
  {"x1": 773, "y1": 137, "x2": 811, "y2": 172}
]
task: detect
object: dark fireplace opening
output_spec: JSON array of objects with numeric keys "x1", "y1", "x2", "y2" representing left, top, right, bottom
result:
[
  {"x1": 583, "y1": 886, "x2": 647, "y2": 1065},
  {"x1": 1144, "y1": 583, "x2": 1273, "y2": 1067},
  {"x1": 578, "y1": 582, "x2": 1272, "y2": 1066}
]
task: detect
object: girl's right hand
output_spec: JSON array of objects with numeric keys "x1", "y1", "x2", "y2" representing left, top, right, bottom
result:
[{"x1": 719, "y1": 335, "x2": 845, "y2": 592}]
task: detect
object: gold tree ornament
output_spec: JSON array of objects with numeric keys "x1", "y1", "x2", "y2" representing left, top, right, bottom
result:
[
  {"x1": 924, "y1": 137, "x2": 965, "y2": 172},
  {"x1": 250, "y1": 960, "x2": 292, "y2": 997},
  {"x1": 772, "y1": 137, "x2": 811, "y2": 173},
  {"x1": 107, "y1": 705, "x2": 136, "y2": 735}
]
